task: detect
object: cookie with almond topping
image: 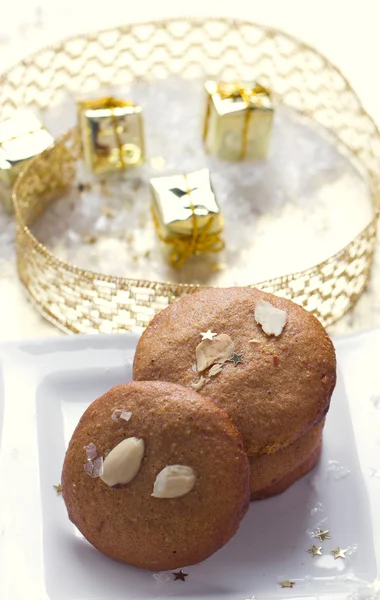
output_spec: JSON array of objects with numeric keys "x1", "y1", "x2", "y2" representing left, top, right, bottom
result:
[
  {"x1": 133, "y1": 287, "x2": 336, "y2": 458},
  {"x1": 61, "y1": 380, "x2": 250, "y2": 570}
]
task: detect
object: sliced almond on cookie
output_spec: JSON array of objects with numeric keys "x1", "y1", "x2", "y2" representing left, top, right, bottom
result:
[
  {"x1": 254, "y1": 300, "x2": 287, "y2": 336},
  {"x1": 195, "y1": 333, "x2": 234, "y2": 372},
  {"x1": 152, "y1": 465, "x2": 195, "y2": 498},
  {"x1": 101, "y1": 437, "x2": 144, "y2": 487}
]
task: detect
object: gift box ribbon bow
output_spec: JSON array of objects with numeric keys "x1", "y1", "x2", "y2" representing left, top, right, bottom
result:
[{"x1": 216, "y1": 81, "x2": 271, "y2": 108}]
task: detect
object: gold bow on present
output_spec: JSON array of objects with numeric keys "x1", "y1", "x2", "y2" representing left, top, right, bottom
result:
[
  {"x1": 216, "y1": 81, "x2": 271, "y2": 106},
  {"x1": 152, "y1": 175, "x2": 224, "y2": 269}
]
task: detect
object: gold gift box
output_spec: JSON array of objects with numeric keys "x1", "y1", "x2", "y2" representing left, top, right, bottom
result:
[
  {"x1": 203, "y1": 80, "x2": 274, "y2": 161},
  {"x1": 0, "y1": 110, "x2": 54, "y2": 213},
  {"x1": 150, "y1": 168, "x2": 224, "y2": 268},
  {"x1": 78, "y1": 97, "x2": 144, "y2": 174}
]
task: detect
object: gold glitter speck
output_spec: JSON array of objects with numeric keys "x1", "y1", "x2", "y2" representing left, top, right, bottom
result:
[{"x1": 280, "y1": 581, "x2": 295, "y2": 588}]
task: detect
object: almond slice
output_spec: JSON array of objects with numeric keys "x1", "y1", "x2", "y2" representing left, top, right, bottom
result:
[
  {"x1": 254, "y1": 300, "x2": 287, "y2": 336},
  {"x1": 101, "y1": 437, "x2": 144, "y2": 487},
  {"x1": 152, "y1": 465, "x2": 195, "y2": 498},
  {"x1": 195, "y1": 333, "x2": 234, "y2": 372}
]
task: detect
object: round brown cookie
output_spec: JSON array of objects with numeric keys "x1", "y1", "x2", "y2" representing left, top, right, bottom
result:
[
  {"x1": 249, "y1": 421, "x2": 324, "y2": 499},
  {"x1": 250, "y1": 441, "x2": 322, "y2": 500},
  {"x1": 62, "y1": 380, "x2": 250, "y2": 571},
  {"x1": 133, "y1": 287, "x2": 336, "y2": 456}
]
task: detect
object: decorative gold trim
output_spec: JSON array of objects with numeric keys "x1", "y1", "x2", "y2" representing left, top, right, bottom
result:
[{"x1": 4, "y1": 17, "x2": 379, "y2": 333}]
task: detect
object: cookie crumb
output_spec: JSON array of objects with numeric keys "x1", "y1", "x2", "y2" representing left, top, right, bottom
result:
[{"x1": 273, "y1": 355, "x2": 280, "y2": 367}]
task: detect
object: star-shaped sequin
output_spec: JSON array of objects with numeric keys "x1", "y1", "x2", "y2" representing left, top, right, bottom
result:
[
  {"x1": 200, "y1": 330, "x2": 217, "y2": 341},
  {"x1": 280, "y1": 580, "x2": 295, "y2": 588},
  {"x1": 307, "y1": 544, "x2": 322, "y2": 557},
  {"x1": 314, "y1": 528, "x2": 331, "y2": 541},
  {"x1": 173, "y1": 570, "x2": 188, "y2": 581},
  {"x1": 53, "y1": 483, "x2": 62, "y2": 495},
  {"x1": 229, "y1": 352, "x2": 244, "y2": 366},
  {"x1": 332, "y1": 546, "x2": 347, "y2": 560}
]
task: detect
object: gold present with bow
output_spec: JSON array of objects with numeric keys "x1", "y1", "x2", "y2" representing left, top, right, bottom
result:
[
  {"x1": 150, "y1": 168, "x2": 224, "y2": 268},
  {"x1": 78, "y1": 96, "x2": 144, "y2": 174},
  {"x1": 203, "y1": 80, "x2": 274, "y2": 161},
  {"x1": 0, "y1": 110, "x2": 54, "y2": 213}
]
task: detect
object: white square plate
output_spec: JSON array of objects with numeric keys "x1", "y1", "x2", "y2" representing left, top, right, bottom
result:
[{"x1": 0, "y1": 329, "x2": 379, "y2": 600}]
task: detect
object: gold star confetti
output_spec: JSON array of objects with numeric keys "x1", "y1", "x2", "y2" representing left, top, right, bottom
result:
[
  {"x1": 307, "y1": 544, "x2": 322, "y2": 557},
  {"x1": 314, "y1": 528, "x2": 331, "y2": 541},
  {"x1": 53, "y1": 483, "x2": 62, "y2": 495},
  {"x1": 230, "y1": 352, "x2": 244, "y2": 366},
  {"x1": 173, "y1": 569, "x2": 188, "y2": 582},
  {"x1": 280, "y1": 581, "x2": 295, "y2": 588},
  {"x1": 332, "y1": 546, "x2": 347, "y2": 560},
  {"x1": 201, "y1": 330, "x2": 217, "y2": 341}
]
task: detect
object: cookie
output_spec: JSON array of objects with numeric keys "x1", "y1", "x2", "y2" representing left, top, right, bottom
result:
[
  {"x1": 250, "y1": 442, "x2": 322, "y2": 500},
  {"x1": 62, "y1": 380, "x2": 250, "y2": 571},
  {"x1": 133, "y1": 287, "x2": 336, "y2": 456},
  {"x1": 249, "y1": 421, "x2": 324, "y2": 499}
]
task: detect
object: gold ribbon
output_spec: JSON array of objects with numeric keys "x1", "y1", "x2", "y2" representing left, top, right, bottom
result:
[
  {"x1": 152, "y1": 175, "x2": 224, "y2": 269},
  {"x1": 216, "y1": 81, "x2": 271, "y2": 104},
  {"x1": 204, "y1": 81, "x2": 271, "y2": 159},
  {"x1": 80, "y1": 96, "x2": 134, "y2": 169}
]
